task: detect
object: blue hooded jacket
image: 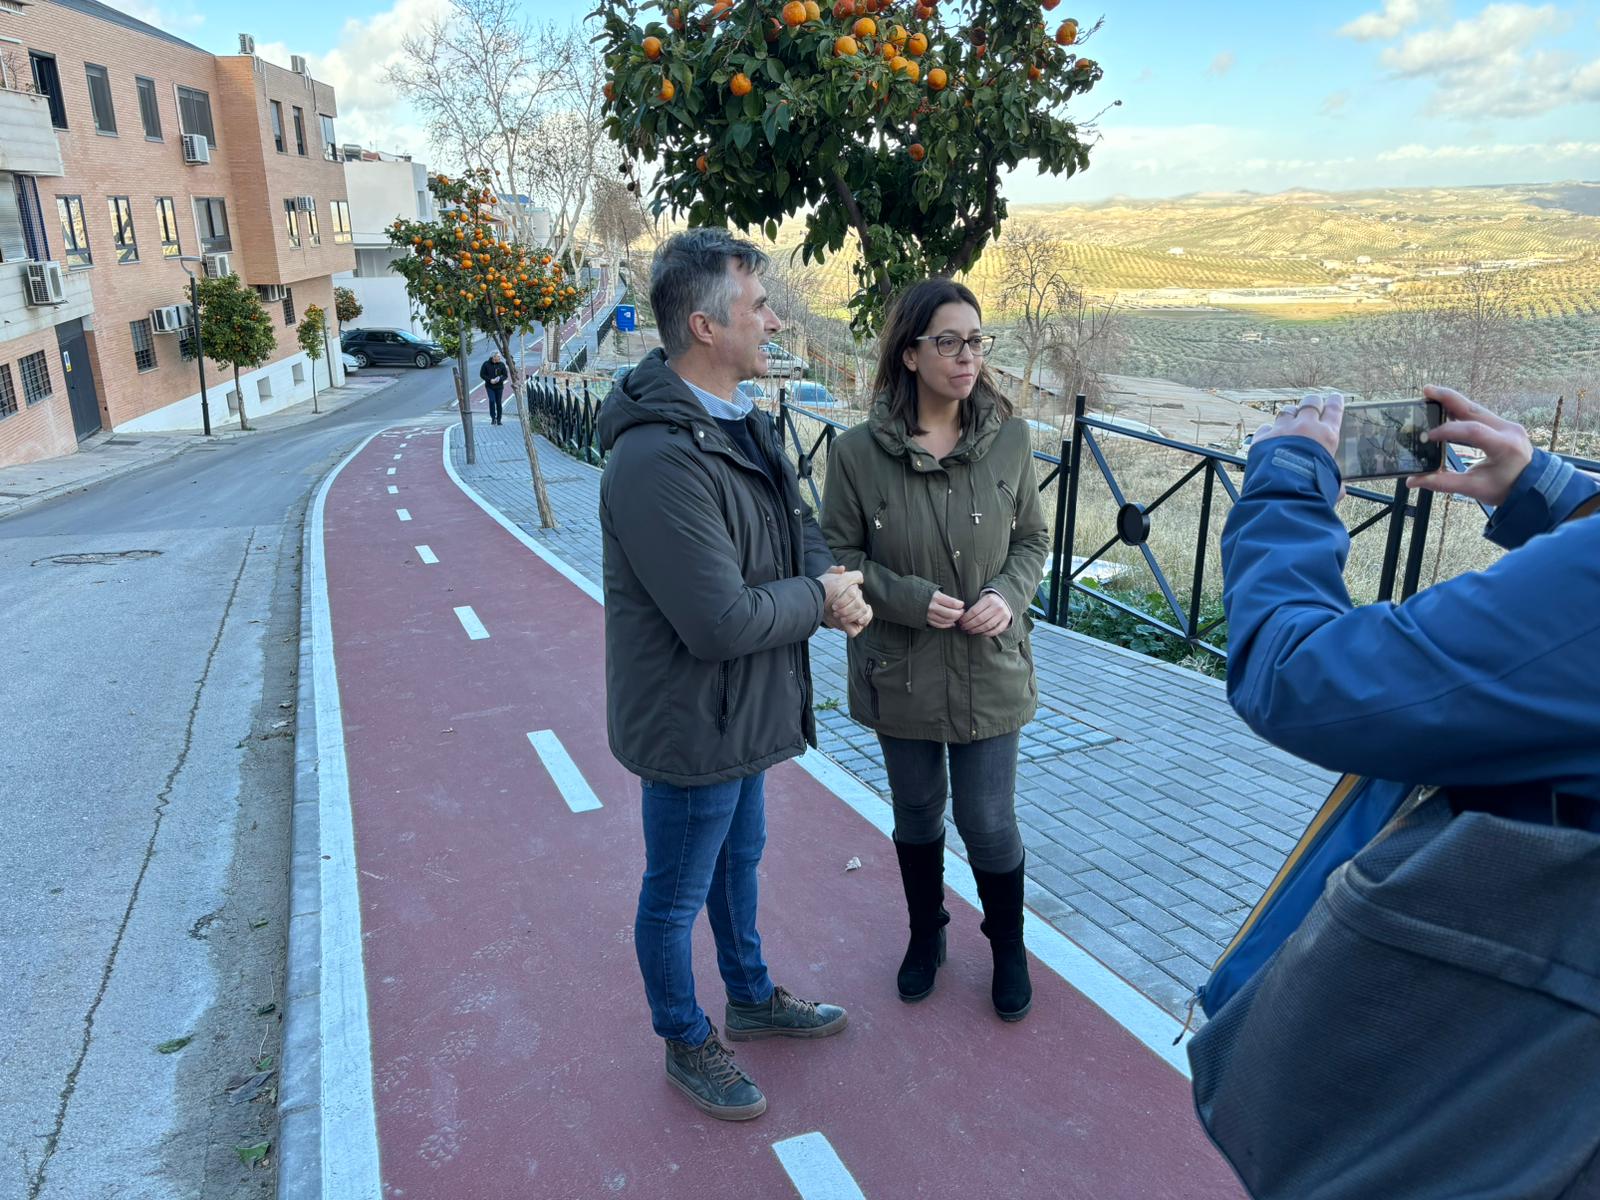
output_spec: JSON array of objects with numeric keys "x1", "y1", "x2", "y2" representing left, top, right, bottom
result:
[{"x1": 1198, "y1": 439, "x2": 1600, "y2": 1017}]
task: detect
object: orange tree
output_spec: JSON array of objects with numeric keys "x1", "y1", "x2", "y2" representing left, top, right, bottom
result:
[
  {"x1": 595, "y1": 0, "x2": 1105, "y2": 332},
  {"x1": 387, "y1": 169, "x2": 584, "y2": 527},
  {"x1": 387, "y1": 169, "x2": 585, "y2": 378}
]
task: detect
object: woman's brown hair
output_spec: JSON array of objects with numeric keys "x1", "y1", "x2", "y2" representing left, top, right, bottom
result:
[{"x1": 872, "y1": 278, "x2": 1011, "y2": 436}]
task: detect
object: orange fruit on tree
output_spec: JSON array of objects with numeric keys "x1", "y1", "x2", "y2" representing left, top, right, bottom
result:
[
  {"x1": 915, "y1": 3, "x2": 934, "y2": 17},
  {"x1": 834, "y1": 34, "x2": 859, "y2": 55},
  {"x1": 696, "y1": 153, "x2": 709, "y2": 173},
  {"x1": 603, "y1": 81, "x2": 616, "y2": 101},
  {"x1": 1055, "y1": 20, "x2": 1077, "y2": 45},
  {"x1": 1043, "y1": 0, "x2": 1059, "y2": 6},
  {"x1": 668, "y1": 6, "x2": 685, "y2": 28},
  {"x1": 1076, "y1": 57, "x2": 1096, "y2": 71},
  {"x1": 890, "y1": 54, "x2": 908, "y2": 72},
  {"x1": 852, "y1": 15, "x2": 876, "y2": 36},
  {"x1": 804, "y1": 0, "x2": 822, "y2": 21},
  {"x1": 832, "y1": 0, "x2": 854, "y2": 15},
  {"x1": 907, "y1": 31, "x2": 927, "y2": 55},
  {"x1": 927, "y1": 66, "x2": 948, "y2": 89},
  {"x1": 643, "y1": 35, "x2": 663, "y2": 59},
  {"x1": 903, "y1": 60, "x2": 920, "y2": 81},
  {"x1": 1027, "y1": 63, "x2": 1042, "y2": 80},
  {"x1": 731, "y1": 72, "x2": 753, "y2": 96},
  {"x1": 782, "y1": 1, "x2": 807, "y2": 26},
  {"x1": 907, "y1": 142, "x2": 926, "y2": 160},
  {"x1": 889, "y1": 23, "x2": 907, "y2": 46},
  {"x1": 880, "y1": 41, "x2": 897, "y2": 58},
  {"x1": 658, "y1": 77, "x2": 676, "y2": 101}
]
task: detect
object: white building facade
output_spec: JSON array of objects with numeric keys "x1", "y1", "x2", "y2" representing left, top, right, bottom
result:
[{"x1": 334, "y1": 150, "x2": 432, "y2": 337}]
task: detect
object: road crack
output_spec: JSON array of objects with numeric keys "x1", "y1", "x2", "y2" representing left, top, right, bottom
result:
[{"x1": 26, "y1": 534, "x2": 257, "y2": 1200}]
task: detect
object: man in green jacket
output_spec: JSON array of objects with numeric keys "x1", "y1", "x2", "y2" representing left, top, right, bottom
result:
[{"x1": 598, "y1": 229, "x2": 870, "y2": 1121}]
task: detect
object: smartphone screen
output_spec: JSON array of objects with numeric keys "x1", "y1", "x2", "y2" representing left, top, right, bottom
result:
[{"x1": 1334, "y1": 399, "x2": 1445, "y2": 481}]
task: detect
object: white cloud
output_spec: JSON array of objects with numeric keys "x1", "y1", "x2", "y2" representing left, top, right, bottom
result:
[
  {"x1": 1207, "y1": 51, "x2": 1236, "y2": 77},
  {"x1": 1339, "y1": 0, "x2": 1437, "y2": 41},
  {"x1": 1380, "y1": 3, "x2": 1562, "y2": 76},
  {"x1": 1375, "y1": 138, "x2": 1600, "y2": 161},
  {"x1": 255, "y1": 0, "x2": 451, "y2": 160},
  {"x1": 100, "y1": 0, "x2": 204, "y2": 33}
]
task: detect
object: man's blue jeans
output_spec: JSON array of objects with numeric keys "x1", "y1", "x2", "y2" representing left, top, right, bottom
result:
[{"x1": 635, "y1": 771, "x2": 774, "y2": 1046}]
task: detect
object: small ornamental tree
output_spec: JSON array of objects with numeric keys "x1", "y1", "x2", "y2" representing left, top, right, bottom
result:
[
  {"x1": 298, "y1": 304, "x2": 328, "y2": 408},
  {"x1": 333, "y1": 286, "x2": 363, "y2": 330},
  {"x1": 191, "y1": 272, "x2": 277, "y2": 431},
  {"x1": 597, "y1": 0, "x2": 1105, "y2": 333},
  {"x1": 387, "y1": 169, "x2": 585, "y2": 527}
]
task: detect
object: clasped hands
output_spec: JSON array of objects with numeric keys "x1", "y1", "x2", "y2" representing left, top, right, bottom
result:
[
  {"x1": 819, "y1": 566, "x2": 872, "y2": 637},
  {"x1": 928, "y1": 589, "x2": 1012, "y2": 638}
]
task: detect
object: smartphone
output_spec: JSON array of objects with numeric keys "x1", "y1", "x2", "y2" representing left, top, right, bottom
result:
[{"x1": 1335, "y1": 399, "x2": 1445, "y2": 481}]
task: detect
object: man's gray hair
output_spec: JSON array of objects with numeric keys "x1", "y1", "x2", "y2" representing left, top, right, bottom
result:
[{"x1": 649, "y1": 229, "x2": 769, "y2": 358}]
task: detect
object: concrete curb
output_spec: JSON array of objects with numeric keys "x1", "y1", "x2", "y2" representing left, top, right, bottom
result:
[{"x1": 278, "y1": 480, "x2": 326, "y2": 1198}]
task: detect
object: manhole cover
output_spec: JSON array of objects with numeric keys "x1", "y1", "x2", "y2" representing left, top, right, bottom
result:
[{"x1": 33, "y1": 549, "x2": 164, "y2": 566}]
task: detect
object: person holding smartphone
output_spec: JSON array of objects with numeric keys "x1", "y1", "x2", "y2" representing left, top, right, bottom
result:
[
  {"x1": 1226, "y1": 383, "x2": 1600, "y2": 820},
  {"x1": 820, "y1": 279, "x2": 1050, "y2": 1021}
]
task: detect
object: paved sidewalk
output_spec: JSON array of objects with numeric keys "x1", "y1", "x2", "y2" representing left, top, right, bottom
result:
[
  {"x1": 0, "y1": 372, "x2": 395, "y2": 520},
  {"x1": 454, "y1": 413, "x2": 1334, "y2": 1018}
]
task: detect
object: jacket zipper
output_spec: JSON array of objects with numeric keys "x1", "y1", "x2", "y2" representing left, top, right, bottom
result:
[
  {"x1": 872, "y1": 500, "x2": 887, "y2": 531},
  {"x1": 997, "y1": 480, "x2": 1018, "y2": 530},
  {"x1": 865, "y1": 657, "x2": 880, "y2": 720},
  {"x1": 717, "y1": 661, "x2": 731, "y2": 732}
]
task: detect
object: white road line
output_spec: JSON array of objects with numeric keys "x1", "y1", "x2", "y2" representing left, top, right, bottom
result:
[
  {"x1": 453, "y1": 605, "x2": 490, "y2": 640},
  {"x1": 386, "y1": 485, "x2": 398, "y2": 494},
  {"x1": 772, "y1": 1133, "x2": 866, "y2": 1200},
  {"x1": 306, "y1": 431, "x2": 384, "y2": 1198},
  {"x1": 392, "y1": 454, "x2": 402, "y2": 460},
  {"x1": 440, "y1": 422, "x2": 1193, "y2": 1075},
  {"x1": 400, "y1": 442, "x2": 409, "y2": 447},
  {"x1": 386, "y1": 468, "x2": 396, "y2": 476},
  {"x1": 415, "y1": 545, "x2": 438, "y2": 564},
  {"x1": 395, "y1": 508, "x2": 411, "y2": 522},
  {"x1": 527, "y1": 731, "x2": 603, "y2": 813}
]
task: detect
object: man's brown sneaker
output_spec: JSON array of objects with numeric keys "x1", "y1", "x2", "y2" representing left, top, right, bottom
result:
[
  {"x1": 724, "y1": 986, "x2": 848, "y2": 1042},
  {"x1": 664, "y1": 1025, "x2": 767, "y2": 1121}
]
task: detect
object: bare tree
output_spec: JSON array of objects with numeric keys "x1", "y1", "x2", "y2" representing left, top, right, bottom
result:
[
  {"x1": 1279, "y1": 337, "x2": 1336, "y2": 389},
  {"x1": 1048, "y1": 289, "x2": 1124, "y2": 419},
  {"x1": 1451, "y1": 263, "x2": 1524, "y2": 401},
  {"x1": 996, "y1": 224, "x2": 1074, "y2": 414}
]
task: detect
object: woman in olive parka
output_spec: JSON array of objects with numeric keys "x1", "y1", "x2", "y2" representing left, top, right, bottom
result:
[{"x1": 821, "y1": 279, "x2": 1049, "y2": 1021}]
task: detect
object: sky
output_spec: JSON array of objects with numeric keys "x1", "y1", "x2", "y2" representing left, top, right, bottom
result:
[{"x1": 109, "y1": 0, "x2": 1600, "y2": 203}]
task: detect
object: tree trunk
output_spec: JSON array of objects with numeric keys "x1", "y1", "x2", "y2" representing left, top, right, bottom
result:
[
  {"x1": 310, "y1": 355, "x2": 320, "y2": 408},
  {"x1": 234, "y1": 364, "x2": 250, "y2": 431},
  {"x1": 1020, "y1": 348, "x2": 1040, "y2": 416},
  {"x1": 496, "y1": 329, "x2": 557, "y2": 530},
  {"x1": 455, "y1": 322, "x2": 476, "y2": 466}
]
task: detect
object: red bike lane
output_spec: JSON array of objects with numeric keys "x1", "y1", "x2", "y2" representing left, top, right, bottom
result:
[{"x1": 314, "y1": 420, "x2": 1243, "y2": 1199}]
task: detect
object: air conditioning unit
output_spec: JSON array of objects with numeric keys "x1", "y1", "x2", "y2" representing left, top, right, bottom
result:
[
  {"x1": 204, "y1": 252, "x2": 232, "y2": 278},
  {"x1": 23, "y1": 261, "x2": 66, "y2": 306},
  {"x1": 182, "y1": 133, "x2": 211, "y2": 165},
  {"x1": 238, "y1": 33, "x2": 256, "y2": 54},
  {"x1": 150, "y1": 304, "x2": 187, "y2": 333},
  {"x1": 256, "y1": 284, "x2": 287, "y2": 302},
  {"x1": 294, "y1": 195, "x2": 315, "y2": 212},
  {"x1": 290, "y1": 54, "x2": 307, "y2": 75}
]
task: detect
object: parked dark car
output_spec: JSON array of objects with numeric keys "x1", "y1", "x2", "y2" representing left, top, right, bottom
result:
[{"x1": 341, "y1": 328, "x2": 447, "y2": 369}]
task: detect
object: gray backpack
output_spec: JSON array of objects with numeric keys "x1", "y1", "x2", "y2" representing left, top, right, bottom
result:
[{"x1": 1189, "y1": 788, "x2": 1600, "y2": 1198}]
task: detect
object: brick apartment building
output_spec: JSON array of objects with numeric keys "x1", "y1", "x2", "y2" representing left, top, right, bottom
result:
[{"x1": 0, "y1": 0, "x2": 355, "y2": 468}]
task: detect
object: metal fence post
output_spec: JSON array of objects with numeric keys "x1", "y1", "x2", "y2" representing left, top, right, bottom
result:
[
  {"x1": 1187, "y1": 461, "x2": 1217, "y2": 641},
  {"x1": 1048, "y1": 393, "x2": 1087, "y2": 625},
  {"x1": 1376, "y1": 481, "x2": 1409, "y2": 602},
  {"x1": 1400, "y1": 486, "x2": 1435, "y2": 599}
]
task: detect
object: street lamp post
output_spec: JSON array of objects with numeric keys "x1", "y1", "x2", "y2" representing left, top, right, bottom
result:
[{"x1": 176, "y1": 256, "x2": 211, "y2": 436}]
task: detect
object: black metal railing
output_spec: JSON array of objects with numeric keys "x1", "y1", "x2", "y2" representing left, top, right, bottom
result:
[{"x1": 526, "y1": 376, "x2": 606, "y2": 465}]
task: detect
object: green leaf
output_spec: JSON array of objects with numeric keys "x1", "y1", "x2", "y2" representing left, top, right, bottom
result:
[
  {"x1": 776, "y1": 168, "x2": 791, "y2": 196},
  {"x1": 731, "y1": 122, "x2": 753, "y2": 151},
  {"x1": 155, "y1": 1037, "x2": 191, "y2": 1054},
  {"x1": 235, "y1": 1141, "x2": 271, "y2": 1168}
]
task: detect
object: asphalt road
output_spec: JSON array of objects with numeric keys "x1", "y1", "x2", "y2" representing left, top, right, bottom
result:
[{"x1": 0, "y1": 355, "x2": 492, "y2": 1200}]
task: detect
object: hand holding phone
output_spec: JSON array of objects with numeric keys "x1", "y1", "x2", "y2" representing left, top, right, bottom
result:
[{"x1": 1335, "y1": 398, "x2": 1444, "y2": 481}]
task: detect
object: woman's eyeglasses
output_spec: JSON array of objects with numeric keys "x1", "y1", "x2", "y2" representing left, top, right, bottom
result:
[{"x1": 914, "y1": 334, "x2": 997, "y2": 358}]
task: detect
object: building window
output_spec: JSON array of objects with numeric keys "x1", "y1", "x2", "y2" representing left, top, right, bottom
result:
[
  {"x1": 305, "y1": 199, "x2": 320, "y2": 246},
  {"x1": 135, "y1": 76, "x2": 162, "y2": 140},
  {"x1": 29, "y1": 53, "x2": 67, "y2": 129},
  {"x1": 284, "y1": 199, "x2": 300, "y2": 248},
  {"x1": 19, "y1": 350, "x2": 52, "y2": 405},
  {"x1": 8, "y1": 176, "x2": 49, "y2": 263},
  {"x1": 292, "y1": 362, "x2": 306, "y2": 384},
  {"x1": 156, "y1": 197, "x2": 181, "y2": 257},
  {"x1": 319, "y1": 114, "x2": 337, "y2": 160},
  {"x1": 108, "y1": 196, "x2": 138, "y2": 263},
  {"x1": 177, "y1": 86, "x2": 216, "y2": 146},
  {"x1": 330, "y1": 199, "x2": 352, "y2": 244},
  {"x1": 130, "y1": 318, "x2": 158, "y2": 372},
  {"x1": 257, "y1": 376, "x2": 273, "y2": 401},
  {"x1": 56, "y1": 195, "x2": 91, "y2": 268},
  {"x1": 85, "y1": 64, "x2": 117, "y2": 135},
  {"x1": 270, "y1": 101, "x2": 285, "y2": 153},
  {"x1": 193, "y1": 196, "x2": 230, "y2": 252},
  {"x1": 0, "y1": 364, "x2": 16, "y2": 419},
  {"x1": 292, "y1": 106, "x2": 307, "y2": 156},
  {"x1": 282, "y1": 288, "x2": 296, "y2": 325}
]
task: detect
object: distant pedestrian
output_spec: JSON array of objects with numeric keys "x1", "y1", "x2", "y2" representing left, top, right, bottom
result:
[
  {"x1": 821, "y1": 278, "x2": 1050, "y2": 1022},
  {"x1": 597, "y1": 229, "x2": 872, "y2": 1122},
  {"x1": 480, "y1": 352, "x2": 509, "y2": 425}
]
